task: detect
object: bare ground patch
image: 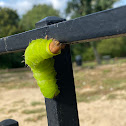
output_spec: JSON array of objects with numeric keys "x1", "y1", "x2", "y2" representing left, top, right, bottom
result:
[{"x1": 0, "y1": 62, "x2": 126, "y2": 126}]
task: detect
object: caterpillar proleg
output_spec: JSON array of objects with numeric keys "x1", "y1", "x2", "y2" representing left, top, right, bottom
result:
[{"x1": 25, "y1": 37, "x2": 64, "y2": 99}]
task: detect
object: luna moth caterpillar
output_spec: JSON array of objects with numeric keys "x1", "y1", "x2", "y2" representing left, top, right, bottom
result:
[{"x1": 24, "y1": 37, "x2": 65, "y2": 99}]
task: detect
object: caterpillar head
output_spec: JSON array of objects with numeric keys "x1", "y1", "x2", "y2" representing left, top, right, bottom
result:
[
  {"x1": 45, "y1": 35, "x2": 65, "y2": 54},
  {"x1": 49, "y1": 39, "x2": 65, "y2": 54}
]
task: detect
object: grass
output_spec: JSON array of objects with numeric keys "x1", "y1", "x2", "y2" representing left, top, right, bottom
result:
[
  {"x1": 22, "y1": 108, "x2": 45, "y2": 114},
  {"x1": 107, "y1": 93, "x2": 117, "y2": 100},
  {"x1": 0, "y1": 69, "x2": 38, "y2": 89},
  {"x1": 82, "y1": 62, "x2": 97, "y2": 68},
  {"x1": 117, "y1": 58, "x2": 126, "y2": 64},
  {"x1": 0, "y1": 108, "x2": 5, "y2": 112},
  {"x1": 102, "y1": 79, "x2": 126, "y2": 90},
  {"x1": 0, "y1": 58, "x2": 126, "y2": 103},
  {"x1": 24, "y1": 114, "x2": 46, "y2": 122},
  {"x1": 102, "y1": 69, "x2": 111, "y2": 74},
  {"x1": 31, "y1": 101, "x2": 43, "y2": 106},
  {"x1": 0, "y1": 82, "x2": 37, "y2": 90},
  {"x1": 102, "y1": 59, "x2": 115, "y2": 65},
  {"x1": 76, "y1": 77, "x2": 126, "y2": 102},
  {"x1": 8, "y1": 109, "x2": 17, "y2": 113},
  {"x1": 74, "y1": 58, "x2": 126, "y2": 102},
  {"x1": 77, "y1": 93, "x2": 101, "y2": 102},
  {"x1": 76, "y1": 88, "x2": 111, "y2": 102},
  {"x1": 13, "y1": 99, "x2": 25, "y2": 104},
  {"x1": 0, "y1": 58, "x2": 126, "y2": 125},
  {"x1": 81, "y1": 58, "x2": 126, "y2": 69}
]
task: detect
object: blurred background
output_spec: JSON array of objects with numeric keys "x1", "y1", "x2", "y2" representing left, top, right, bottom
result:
[{"x1": 0, "y1": 0, "x2": 126, "y2": 126}]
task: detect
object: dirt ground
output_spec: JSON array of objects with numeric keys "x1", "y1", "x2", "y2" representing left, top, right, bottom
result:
[{"x1": 0, "y1": 62, "x2": 126, "y2": 126}]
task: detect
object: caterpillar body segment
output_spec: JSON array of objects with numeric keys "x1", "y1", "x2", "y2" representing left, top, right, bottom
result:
[{"x1": 25, "y1": 38, "x2": 61, "y2": 99}]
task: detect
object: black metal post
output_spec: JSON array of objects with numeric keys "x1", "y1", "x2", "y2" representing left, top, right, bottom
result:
[
  {"x1": 0, "y1": 119, "x2": 19, "y2": 126},
  {"x1": 36, "y1": 17, "x2": 80, "y2": 126}
]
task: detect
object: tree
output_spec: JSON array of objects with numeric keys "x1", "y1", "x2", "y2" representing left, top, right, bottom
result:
[
  {"x1": 0, "y1": 7, "x2": 24, "y2": 68},
  {"x1": 97, "y1": 37, "x2": 126, "y2": 57},
  {"x1": 66, "y1": 0, "x2": 119, "y2": 64},
  {"x1": 66, "y1": 0, "x2": 118, "y2": 18},
  {"x1": 0, "y1": 7, "x2": 21, "y2": 37},
  {"x1": 20, "y1": 4, "x2": 60, "y2": 31}
]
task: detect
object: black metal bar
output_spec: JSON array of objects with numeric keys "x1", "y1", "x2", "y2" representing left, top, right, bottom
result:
[
  {"x1": 1, "y1": 5, "x2": 126, "y2": 54},
  {"x1": 45, "y1": 46, "x2": 80, "y2": 126},
  {"x1": 0, "y1": 27, "x2": 48, "y2": 54},
  {"x1": 36, "y1": 17, "x2": 80, "y2": 126}
]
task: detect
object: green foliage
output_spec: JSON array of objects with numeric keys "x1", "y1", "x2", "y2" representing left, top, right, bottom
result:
[
  {"x1": 97, "y1": 37, "x2": 126, "y2": 57},
  {"x1": 20, "y1": 4, "x2": 59, "y2": 31},
  {"x1": 82, "y1": 47, "x2": 95, "y2": 61},
  {"x1": 0, "y1": 52, "x2": 24, "y2": 68},
  {"x1": 93, "y1": 0, "x2": 118, "y2": 12},
  {"x1": 0, "y1": 7, "x2": 25, "y2": 69},
  {"x1": 66, "y1": 0, "x2": 119, "y2": 18},
  {"x1": 0, "y1": 7, "x2": 21, "y2": 37},
  {"x1": 70, "y1": 43, "x2": 90, "y2": 61}
]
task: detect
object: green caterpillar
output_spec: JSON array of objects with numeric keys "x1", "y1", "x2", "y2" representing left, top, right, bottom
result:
[{"x1": 24, "y1": 38, "x2": 61, "y2": 99}]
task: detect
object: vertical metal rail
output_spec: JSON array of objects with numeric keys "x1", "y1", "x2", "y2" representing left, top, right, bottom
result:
[{"x1": 36, "y1": 17, "x2": 80, "y2": 126}]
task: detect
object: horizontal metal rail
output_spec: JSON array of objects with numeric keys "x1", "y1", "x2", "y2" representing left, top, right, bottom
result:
[{"x1": 0, "y1": 5, "x2": 126, "y2": 54}]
